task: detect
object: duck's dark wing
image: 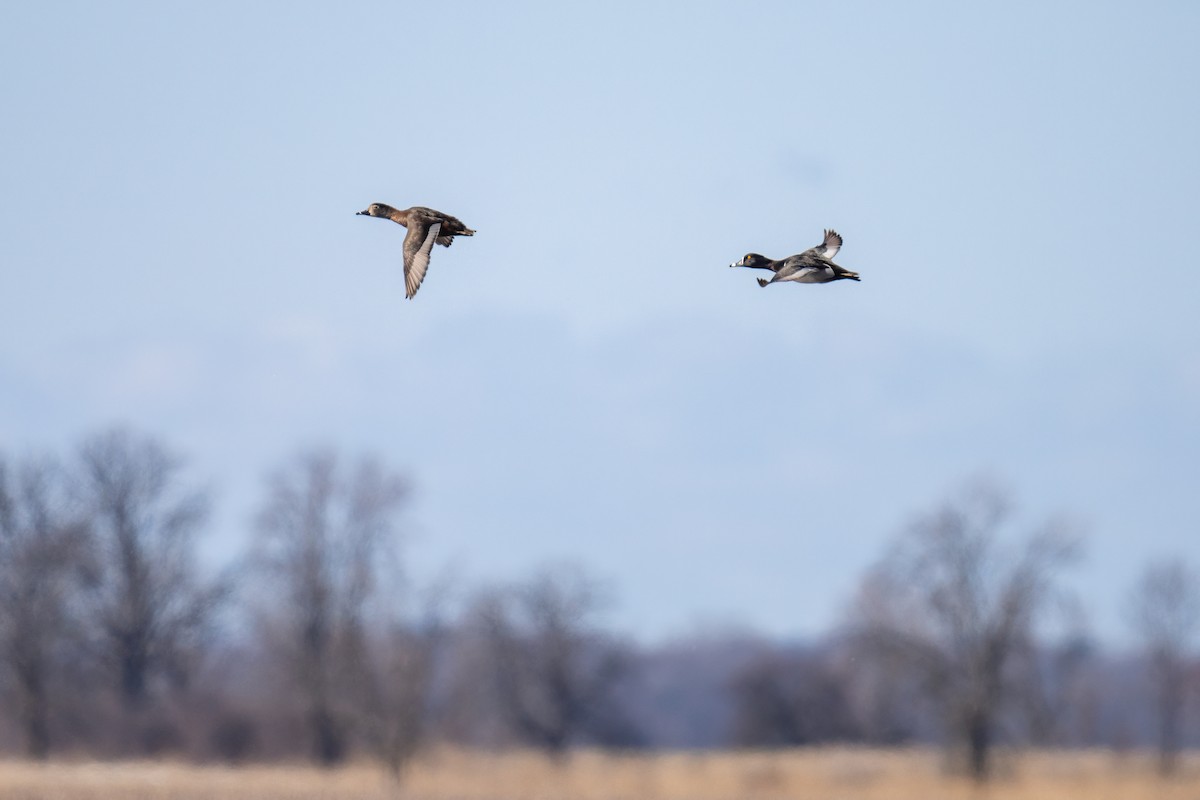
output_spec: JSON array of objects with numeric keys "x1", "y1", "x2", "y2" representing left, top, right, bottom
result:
[
  {"x1": 774, "y1": 253, "x2": 826, "y2": 281},
  {"x1": 797, "y1": 229, "x2": 842, "y2": 262},
  {"x1": 402, "y1": 221, "x2": 441, "y2": 299}
]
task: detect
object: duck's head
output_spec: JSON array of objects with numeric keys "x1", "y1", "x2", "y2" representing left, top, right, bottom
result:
[
  {"x1": 356, "y1": 202, "x2": 396, "y2": 218},
  {"x1": 730, "y1": 253, "x2": 771, "y2": 269}
]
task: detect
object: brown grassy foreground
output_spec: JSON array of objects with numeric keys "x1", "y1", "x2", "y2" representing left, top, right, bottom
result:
[{"x1": 1, "y1": 748, "x2": 1198, "y2": 800}]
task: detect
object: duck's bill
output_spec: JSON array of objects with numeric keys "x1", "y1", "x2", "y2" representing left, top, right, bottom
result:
[
  {"x1": 728, "y1": 260, "x2": 742, "y2": 268},
  {"x1": 355, "y1": 208, "x2": 370, "y2": 215}
]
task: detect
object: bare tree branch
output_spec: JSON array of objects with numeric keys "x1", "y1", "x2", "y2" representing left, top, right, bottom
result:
[
  {"x1": 250, "y1": 448, "x2": 410, "y2": 767},
  {"x1": 1127, "y1": 558, "x2": 1200, "y2": 775},
  {"x1": 0, "y1": 452, "x2": 93, "y2": 758},
  {"x1": 77, "y1": 427, "x2": 225, "y2": 729},
  {"x1": 847, "y1": 479, "x2": 1080, "y2": 781},
  {"x1": 463, "y1": 564, "x2": 639, "y2": 756}
]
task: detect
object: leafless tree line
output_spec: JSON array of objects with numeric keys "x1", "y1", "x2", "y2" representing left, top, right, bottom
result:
[
  {"x1": 730, "y1": 482, "x2": 1199, "y2": 781},
  {"x1": 0, "y1": 430, "x2": 223, "y2": 758},
  {"x1": 2, "y1": 429, "x2": 1198, "y2": 782}
]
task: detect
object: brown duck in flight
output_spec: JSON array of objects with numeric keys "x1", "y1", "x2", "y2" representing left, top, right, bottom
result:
[
  {"x1": 730, "y1": 229, "x2": 860, "y2": 287},
  {"x1": 356, "y1": 203, "x2": 475, "y2": 299}
]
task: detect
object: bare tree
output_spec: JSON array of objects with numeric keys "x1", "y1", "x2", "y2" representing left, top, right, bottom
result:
[
  {"x1": 251, "y1": 449, "x2": 408, "y2": 766},
  {"x1": 348, "y1": 573, "x2": 453, "y2": 777},
  {"x1": 1014, "y1": 631, "x2": 1099, "y2": 747},
  {"x1": 848, "y1": 481, "x2": 1080, "y2": 781},
  {"x1": 0, "y1": 453, "x2": 93, "y2": 758},
  {"x1": 355, "y1": 616, "x2": 443, "y2": 776},
  {"x1": 77, "y1": 428, "x2": 224, "y2": 722},
  {"x1": 729, "y1": 644, "x2": 859, "y2": 747},
  {"x1": 464, "y1": 564, "x2": 638, "y2": 756},
  {"x1": 1127, "y1": 558, "x2": 1200, "y2": 775}
]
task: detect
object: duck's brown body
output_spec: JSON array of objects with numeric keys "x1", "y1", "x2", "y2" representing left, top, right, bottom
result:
[
  {"x1": 379, "y1": 205, "x2": 476, "y2": 246},
  {"x1": 357, "y1": 203, "x2": 475, "y2": 299}
]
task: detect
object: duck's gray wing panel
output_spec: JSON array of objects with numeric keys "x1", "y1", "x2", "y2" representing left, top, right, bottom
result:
[
  {"x1": 774, "y1": 254, "x2": 814, "y2": 279},
  {"x1": 818, "y1": 229, "x2": 842, "y2": 260},
  {"x1": 402, "y1": 221, "x2": 441, "y2": 300}
]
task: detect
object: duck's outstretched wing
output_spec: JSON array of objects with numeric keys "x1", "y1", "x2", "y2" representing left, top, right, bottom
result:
[
  {"x1": 817, "y1": 229, "x2": 842, "y2": 260},
  {"x1": 402, "y1": 221, "x2": 441, "y2": 300}
]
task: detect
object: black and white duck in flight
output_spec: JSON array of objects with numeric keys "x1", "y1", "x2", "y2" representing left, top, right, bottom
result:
[{"x1": 730, "y1": 229, "x2": 860, "y2": 287}]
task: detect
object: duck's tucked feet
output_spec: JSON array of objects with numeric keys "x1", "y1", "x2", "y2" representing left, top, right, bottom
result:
[{"x1": 757, "y1": 278, "x2": 769, "y2": 287}]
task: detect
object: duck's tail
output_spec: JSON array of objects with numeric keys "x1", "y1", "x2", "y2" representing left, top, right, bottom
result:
[
  {"x1": 838, "y1": 268, "x2": 861, "y2": 281},
  {"x1": 440, "y1": 224, "x2": 475, "y2": 243},
  {"x1": 437, "y1": 227, "x2": 477, "y2": 247},
  {"x1": 757, "y1": 278, "x2": 770, "y2": 288}
]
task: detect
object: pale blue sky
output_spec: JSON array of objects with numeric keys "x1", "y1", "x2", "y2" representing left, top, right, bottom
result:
[{"x1": 2, "y1": 2, "x2": 1198, "y2": 643}]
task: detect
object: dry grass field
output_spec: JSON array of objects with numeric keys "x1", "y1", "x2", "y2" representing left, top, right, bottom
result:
[{"x1": 1, "y1": 748, "x2": 1198, "y2": 800}]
